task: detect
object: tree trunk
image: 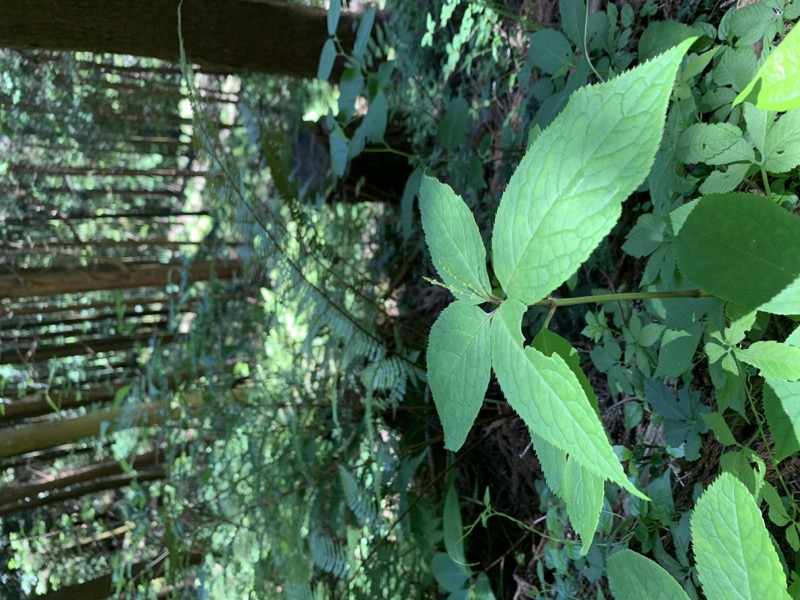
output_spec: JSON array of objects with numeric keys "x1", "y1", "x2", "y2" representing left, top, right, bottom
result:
[
  {"x1": 1, "y1": 259, "x2": 242, "y2": 300},
  {"x1": 33, "y1": 550, "x2": 204, "y2": 600},
  {"x1": 0, "y1": 0, "x2": 361, "y2": 80}
]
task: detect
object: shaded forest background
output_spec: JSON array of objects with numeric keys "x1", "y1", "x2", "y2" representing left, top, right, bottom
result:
[{"x1": 3, "y1": 0, "x2": 799, "y2": 598}]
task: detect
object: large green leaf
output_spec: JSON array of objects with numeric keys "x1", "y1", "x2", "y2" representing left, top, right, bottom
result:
[
  {"x1": 531, "y1": 328, "x2": 599, "y2": 415},
  {"x1": 691, "y1": 472, "x2": 790, "y2": 599},
  {"x1": 531, "y1": 433, "x2": 566, "y2": 496},
  {"x1": 420, "y1": 176, "x2": 492, "y2": 304},
  {"x1": 427, "y1": 301, "x2": 492, "y2": 451},
  {"x1": 736, "y1": 341, "x2": 800, "y2": 380},
  {"x1": 735, "y1": 23, "x2": 800, "y2": 110},
  {"x1": 491, "y1": 39, "x2": 694, "y2": 304},
  {"x1": 607, "y1": 550, "x2": 690, "y2": 600},
  {"x1": 531, "y1": 434, "x2": 603, "y2": 553},
  {"x1": 563, "y1": 456, "x2": 604, "y2": 555},
  {"x1": 673, "y1": 193, "x2": 800, "y2": 315},
  {"x1": 764, "y1": 378, "x2": 800, "y2": 462},
  {"x1": 490, "y1": 300, "x2": 645, "y2": 498}
]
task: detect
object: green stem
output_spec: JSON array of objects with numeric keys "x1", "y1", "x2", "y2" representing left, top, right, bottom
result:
[
  {"x1": 533, "y1": 289, "x2": 711, "y2": 308},
  {"x1": 760, "y1": 165, "x2": 772, "y2": 197}
]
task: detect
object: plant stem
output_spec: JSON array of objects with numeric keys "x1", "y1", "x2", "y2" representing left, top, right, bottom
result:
[
  {"x1": 533, "y1": 289, "x2": 711, "y2": 308},
  {"x1": 761, "y1": 165, "x2": 772, "y2": 197}
]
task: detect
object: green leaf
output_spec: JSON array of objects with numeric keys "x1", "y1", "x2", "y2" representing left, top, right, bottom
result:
[
  {"x1": 317, "y1": 38, "x2": 336, "y2": 80},
  {"x1": 437, "y1": 97, "x2": 470, "y2": 151},
  {"x1": 736, "y1": 341, "x2": 800, "y2": 380},
  {"x1": 673, "y1": 193, "x2": 800, "y2": 315},
  {"x1": 563, "y1": 456, "x2": 604, "y2": 555},
  {"x1": 532, "y1": 433, "x2": 603, "y2": 554},
  {"x1": 531, "y1": 328, "x2": 599, "y2": 415},
  {"x1": 761, "y1": 482, "x2": 791, "y2": 526},
  {"x1": 528, "y1": 29, "x2": 574, "y2": 76},
  {"x1": 691, "y1": 472, "x2": 790, "y2": 600},
  {"x1": 559, "y1": 0, "x2": 587, "y2": 48},
  {"x1": 735, "y1": 23, "x2": 800, "y2": 110},
  {"x1": 607, "y1": 549, "x2": 690, "y2": 600},
  {"x1": 353, "y1": 6, "x2": 376, "y2": 59},
  {"x1": 622, "y1": 213, "x2": 664, "y2": 258},
  {"x1": 654, "y1": 324, "x2": 702, "y2": 378},
  {"x1": 327, "y1": 0, "x2": 340, "y2": 36},
  {"x1": 443, "y1": 481, "x2": 467, "y2": 565},
  {"x1": 764, "y1": 379, "x2": 800, "y2": 461},
  {"x1": 764, "y1": 378, "x2": 800, "y2": 462},
  {"x1": 400, "y1": 168, "x2": 423, "y2": 242},
  {"x1": 714, "y1": 45, "x2": 757, "y2": 93},
  {"x1": 719, "y1": 2, "x2": 779, "y2": 47},
  {"x1": 764, "y1": 109, "x2": 800, "y2": 173},
  {"x1": 427, "y1": 302, "x2": 492, "y2": 451},
  {"x1": 532, "y1": 433, "x2": 566, "y2": 496},
  {"x1": 354, "y1": 90, "x2": 387, "y2": 145},
  {"x1": 676, "y1": 122, "x2": 754, "y2": 165},
  {"x1": 491, "y1": 39, "x2": 694, "y2": 304},
  {"x1": 338, "y1": 68, "x2": 364, "y2": 119},
  {"x1": 419, "y1": 176, "x2": 492, "y2": 303},
  {"x1": 638, "y1": 20, "x2": 699, "y2": 62},
  {"x1": 697, "y1": 162, "x2": 750, "y2": 195},
  {"x1": 473, "y1": 572, "x2": 496, "y2": 600},
  {"x1": 701, "y1": 412, "x2": 736, "y2": 446},
  {"x1": 432, "y1": 553, "x2": 470, "y2": 593},
  {"x1": 490, "y1": 300, "x2": 645, "y2": 498},
  {"x1": 329, "y1": 127, "x2": 348, "y2": 177}
]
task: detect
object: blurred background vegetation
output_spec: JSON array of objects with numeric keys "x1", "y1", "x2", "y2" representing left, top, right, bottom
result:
[{"x1": 2, "y1": 0, "x2": 797, "y2": 598}]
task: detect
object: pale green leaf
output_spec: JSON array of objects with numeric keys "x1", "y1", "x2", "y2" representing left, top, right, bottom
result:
[
  {"x1": 697, "y1": 162, "x2": 750, "y2": 194},
  {"x1": 443, "y1": 481, "x2": 467, "y2": 565},
  {"x1": 735, "y1": 23, "x2": 800, "y2": 110},
  {"x1": 607, "y1": 550, "x2": 690, "y2": 600},
  {"x1": 764, "y1": 377, "x2": 800, "y2": 462},
  {"x1": 532, "y1": 433, "x2": 566, "y2": 496},
  {"x1": 420, "y1": 176, "x2": 492, "y2": 304},
  {"x1": 676, "y1": 123, "x2": 754, "y2": 165},
  {"x1": 736, "y1": 341, "x2": 800, "y2": 380},
  {"x1": 742, "y1": 103, "x2": 769, "y2": 158},
  {"x1": 317, "y1": 38, "x2": 336, "y2": 80},
  {"x1": 353, "y1": 6, "x2": 376, "y2": 59},
  {"x1": 329, "y1": 127, "x2": 348, "y2": 177},
  {"x1": 691, "y1": 472, "x2": 790, "y2": 600},
  {"x1": 327, "y1": 0, "x2": 340, "y2": 36},
  {"x1": 714, "y1": 45, "x2": 757, "y2": 92},
  {"x1": 719, "y1": 2, "x2": 779, "y2": 47},
  {"x1": 490, "y1": 300, "x2": 645, "y2": 498},
  {"x1": 427, "y1": 302, "x2": 492, "y2": 451},
  {"x1": 563, "y1": 456, "x2": 604, "y2": 555},
  {"x1": 764, "y1": 109, "x2": 800, "y2": 173},
  {"x1": 491, "y1": 39, "x2": 694, "y2": 304},
  {"x1": 673, "y1": 193, "x2": 800, "y2": 315},
  {"x1": 531, "y1": 328, "x2": 599, "y2": 415},
  {"x1": 359, "y1": 90, "x2": 387, "y2": 144},
  {"x1": 432, "y1": 553, "x2": 470, "y2": 592}
]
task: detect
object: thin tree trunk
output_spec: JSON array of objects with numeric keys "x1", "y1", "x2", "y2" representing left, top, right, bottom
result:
[
  {"x1": 1, "y1": 259, "x2": 242, "y2": 300},
  {"x1": 0, "y1": 0, "x2": 362, "y2": 80},
  {"x1": 0, "y1": 450, "x2": 162, "y2": 507},
  {"x1": 33, "y1": 550, "x2": 204, "y2": 600}
]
